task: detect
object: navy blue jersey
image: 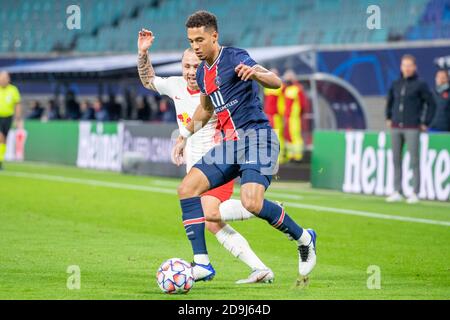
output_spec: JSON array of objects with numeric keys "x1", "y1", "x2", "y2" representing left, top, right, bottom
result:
[{"x1": 196, "y1": 46, "x2": 271, "y2": 140}]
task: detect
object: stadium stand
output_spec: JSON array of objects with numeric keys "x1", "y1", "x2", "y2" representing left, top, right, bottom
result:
[
  {"x1": 0, "y1": 0, "x2": 148, "y2": 53},
  {"x1": 406, "y1": 0, "x2": 450, "y2": 39},
  {"x1": 0, "y1": 0, "x2": 445, "y2": 54}
]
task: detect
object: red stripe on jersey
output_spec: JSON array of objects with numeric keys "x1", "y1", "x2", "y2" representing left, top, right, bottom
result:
[
  {"x1": 213, "y1": 116, "x2": 223, "y2": 144},
  {"x1": 216, "y1": 109, "x2": 239, "y2": 141},
  {"x1": 203, "y1": 64, "x2": 218, "y2": 95}
]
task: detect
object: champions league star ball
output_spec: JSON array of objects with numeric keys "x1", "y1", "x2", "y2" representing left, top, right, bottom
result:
[{"x1": 156, "y1": 258, "x2": 194, "y2": 294}]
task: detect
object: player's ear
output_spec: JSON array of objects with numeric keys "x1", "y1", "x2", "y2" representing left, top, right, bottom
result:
[{"x1": 212, "y1": 30, "x2": 218, "y2": 43}]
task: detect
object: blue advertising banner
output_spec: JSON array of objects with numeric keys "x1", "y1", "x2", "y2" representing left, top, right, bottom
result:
[{"x1": 317, "y1": 45, "x2": 450, "y2": 96}]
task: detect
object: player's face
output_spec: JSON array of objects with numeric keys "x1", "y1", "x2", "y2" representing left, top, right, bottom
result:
[
  {"x1": 187, "y1": 27, "x2": 218, "y2": 61},
  {"x1": 0, "y1": 72, "x2": 10, "y2": 87},
  {"x1": 400, "y1": 59, "x2": 416, "y2": 78},
  {"x1": 182, "y1": 51, "x2": 200, "y2": 90}
]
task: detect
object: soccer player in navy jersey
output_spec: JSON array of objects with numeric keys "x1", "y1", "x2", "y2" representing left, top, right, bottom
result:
[{"x1": 173, "y1": 10, "x2": 317, "y2": 286}]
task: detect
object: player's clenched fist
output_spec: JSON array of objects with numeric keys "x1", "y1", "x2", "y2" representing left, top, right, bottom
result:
[
  {"x1": 137, "y1": 28, "x2": 155, "y2": 53},
  {"x1": 235, "y1": 63, "x2": 256, "y2": 81}
]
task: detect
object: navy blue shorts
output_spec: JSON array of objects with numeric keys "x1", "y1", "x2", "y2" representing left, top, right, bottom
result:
[
  {"x1": 0, "y1": 116, "x2": 13, "y2": 137},
  {"x1": 193, "y1": 127, "x2": 280, "y2": 190}
]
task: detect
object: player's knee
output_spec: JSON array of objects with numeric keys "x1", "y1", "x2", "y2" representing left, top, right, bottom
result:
[
  {"x1": 241, "y1": 197, "x2": 263, "y2": 214},
  {"x1": 177, "y1": 182, "x2": 197, "y2": 199}
]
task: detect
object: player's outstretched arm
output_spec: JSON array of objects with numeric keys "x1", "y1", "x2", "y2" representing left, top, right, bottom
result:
[
  {"x1": 235, "y1": 64, "x2": 282, "y2": 89},
  {"x1": 137, "y1": 28, "x2": 157, "y2": 91}
]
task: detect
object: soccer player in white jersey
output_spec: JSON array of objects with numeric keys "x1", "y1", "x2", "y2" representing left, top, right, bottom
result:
[{"x1": 137, "y1": 28, "x2": 274, "y2": 284}]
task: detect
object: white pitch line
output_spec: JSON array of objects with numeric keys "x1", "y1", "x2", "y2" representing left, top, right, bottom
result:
[
  {"x1": 283, "y1": 202, "x2": 450, "y2": 227},
  {"x1": 2, "y1": 170, "x2": 449, "y2": 227},
  {"x1": 1, "y1": 171, "x2": 176, "y2": 195}
]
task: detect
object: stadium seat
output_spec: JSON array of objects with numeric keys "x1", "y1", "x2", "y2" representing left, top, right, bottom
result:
[{"x1": 0, "y1": 0, "x2": 443, "y2": 54}]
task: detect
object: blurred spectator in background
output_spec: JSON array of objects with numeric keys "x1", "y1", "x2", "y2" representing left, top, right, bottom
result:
[
  {"x1": 159, "y1": 96, "x2": 176, "y2": 122},
  {"x1": 65, "y1": 90, "x2": 81, "y2": 120},
  {"x1": 80, "y1": 100, "x2": 95, "y2": 120},
  {"x1": 385, "y1": 54, "x2": 436, "y2": 204},
  {"x1": 263, "y1": 68, "x2": 286, "y2": 163},
  {"x1": 106, "y1": 94, "x2": 122, "y2": 121},
  {"x1": 124, "y1": 89, "x2": 136, "y2": 120},
  {"x1": 136, "y1": 95, "x2": 150, "y2": 121},
  {"x1": 148, "y1": 94, "x2": 161, "y2": 121},
  {"x1": 93, "y1": 98, "x2": 109, "y2": 122},
  {"x1": 46, "y1": 99, "x2": 61, "y2": 120},
  {"x1": 283, "y1": 69, "x2": 309, "y2": 162},
  {"x1": 27, "y1": 100, "x2": 44, "y2": 119},
  {"x1": 429, "y1": 69, "x2": 450, "y2": 132}
]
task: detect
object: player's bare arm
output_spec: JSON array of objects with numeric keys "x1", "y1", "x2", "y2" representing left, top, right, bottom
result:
[
  {"x1": 137, "y1": 28, "x2": 157, "y2": 91},
  {"x1": 235, "y1": 64, "x2": 282, "y2": 89},
  {"x1": 173, "y1": 95, "x2": 214, "y2": 166},
  {"x1": 186, "y1": 94, "x2": 214, "y2": 133},
  {"x1": 14, "y1": 103, "x2": 23, "y2": 129}
]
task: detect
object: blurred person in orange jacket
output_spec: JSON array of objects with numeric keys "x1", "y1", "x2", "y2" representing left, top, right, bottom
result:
[
  {"x1": 283, "y1": 69, "x2": 309, "y2": 162},
  {"x1": 263, "y1": 68, "x2": 286, "y2": 163}
]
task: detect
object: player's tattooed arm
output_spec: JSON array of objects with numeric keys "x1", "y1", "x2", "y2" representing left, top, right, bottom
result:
[
  {"x1": 235, "y1": 64, "x2": 282, "y2": 89},
  {"x1": 137, "y1": 28, "x2": 157, "y2": 91},
  {"x1": 137, "y1": 51, "x2": 157, "y2": 91}
]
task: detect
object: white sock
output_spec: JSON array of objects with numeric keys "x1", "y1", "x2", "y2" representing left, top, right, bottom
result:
[
  {"x1": 219, "y1": 199, "x2": 255, "y2": 221},
  {"x1": 215, "y1": 224, "x2": 267, "y2": 270},
  {"x1": 194, "y1": 254, "x2": 210, "y2": 265},
  {"x1": 297, "y1": 229, "x2": 312, "y2": 246}
]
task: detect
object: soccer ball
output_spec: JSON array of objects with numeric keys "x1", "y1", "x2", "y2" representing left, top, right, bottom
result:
[{"x1": 156, "y1": 258, "x2": 194, "y2": 294}]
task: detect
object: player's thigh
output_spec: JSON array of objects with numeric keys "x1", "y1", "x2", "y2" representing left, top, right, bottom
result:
[
  {"x1": 193, "y1": 142, "x2": 240, "y2": 189},
  {"x1": 177, "y1": 167, "x2": 210, "y2": 199},
  {"x1": 240, "y1": 181, "x2": 266, "y2": 214},
  {"x1": 201, "y1": 195, "x2": 222, "y2": 222}
]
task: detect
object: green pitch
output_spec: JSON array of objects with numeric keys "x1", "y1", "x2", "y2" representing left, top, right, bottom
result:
[{"x1": 0, "y1": 162, "x2": 449, "y2": 300}]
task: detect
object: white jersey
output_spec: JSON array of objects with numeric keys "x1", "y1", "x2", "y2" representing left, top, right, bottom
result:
[{"x1": 153, "y1": 76, "x2": 218, "y2": 172}]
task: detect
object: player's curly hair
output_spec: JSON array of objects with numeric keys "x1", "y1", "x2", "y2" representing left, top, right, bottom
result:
[{"x1": 185, "y1": 10, "x2": 218, "y2": 32}]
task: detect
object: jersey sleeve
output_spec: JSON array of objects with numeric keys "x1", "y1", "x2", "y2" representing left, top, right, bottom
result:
[
  {"x1": 196, "y1": 66, "x2": 206, "y2": 95},
  {"x1": 153, "y1": 76, "x2": 173, "y2": 97},
  {"x1": 232, "y1": 48, "x2": 257, "y2": 68}
]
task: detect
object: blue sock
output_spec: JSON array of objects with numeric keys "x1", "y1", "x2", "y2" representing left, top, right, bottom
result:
[
  {"x1": 180, "y1": 197, "x2": 208, "y2": 255},
  {"x1": 258, "y1": 199, "x2": 303, "y2": 240}
]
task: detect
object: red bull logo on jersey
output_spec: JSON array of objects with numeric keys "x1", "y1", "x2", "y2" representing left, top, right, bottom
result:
[{"x1": 177, "y1": 112, "x2": 191, "y2": 126}]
